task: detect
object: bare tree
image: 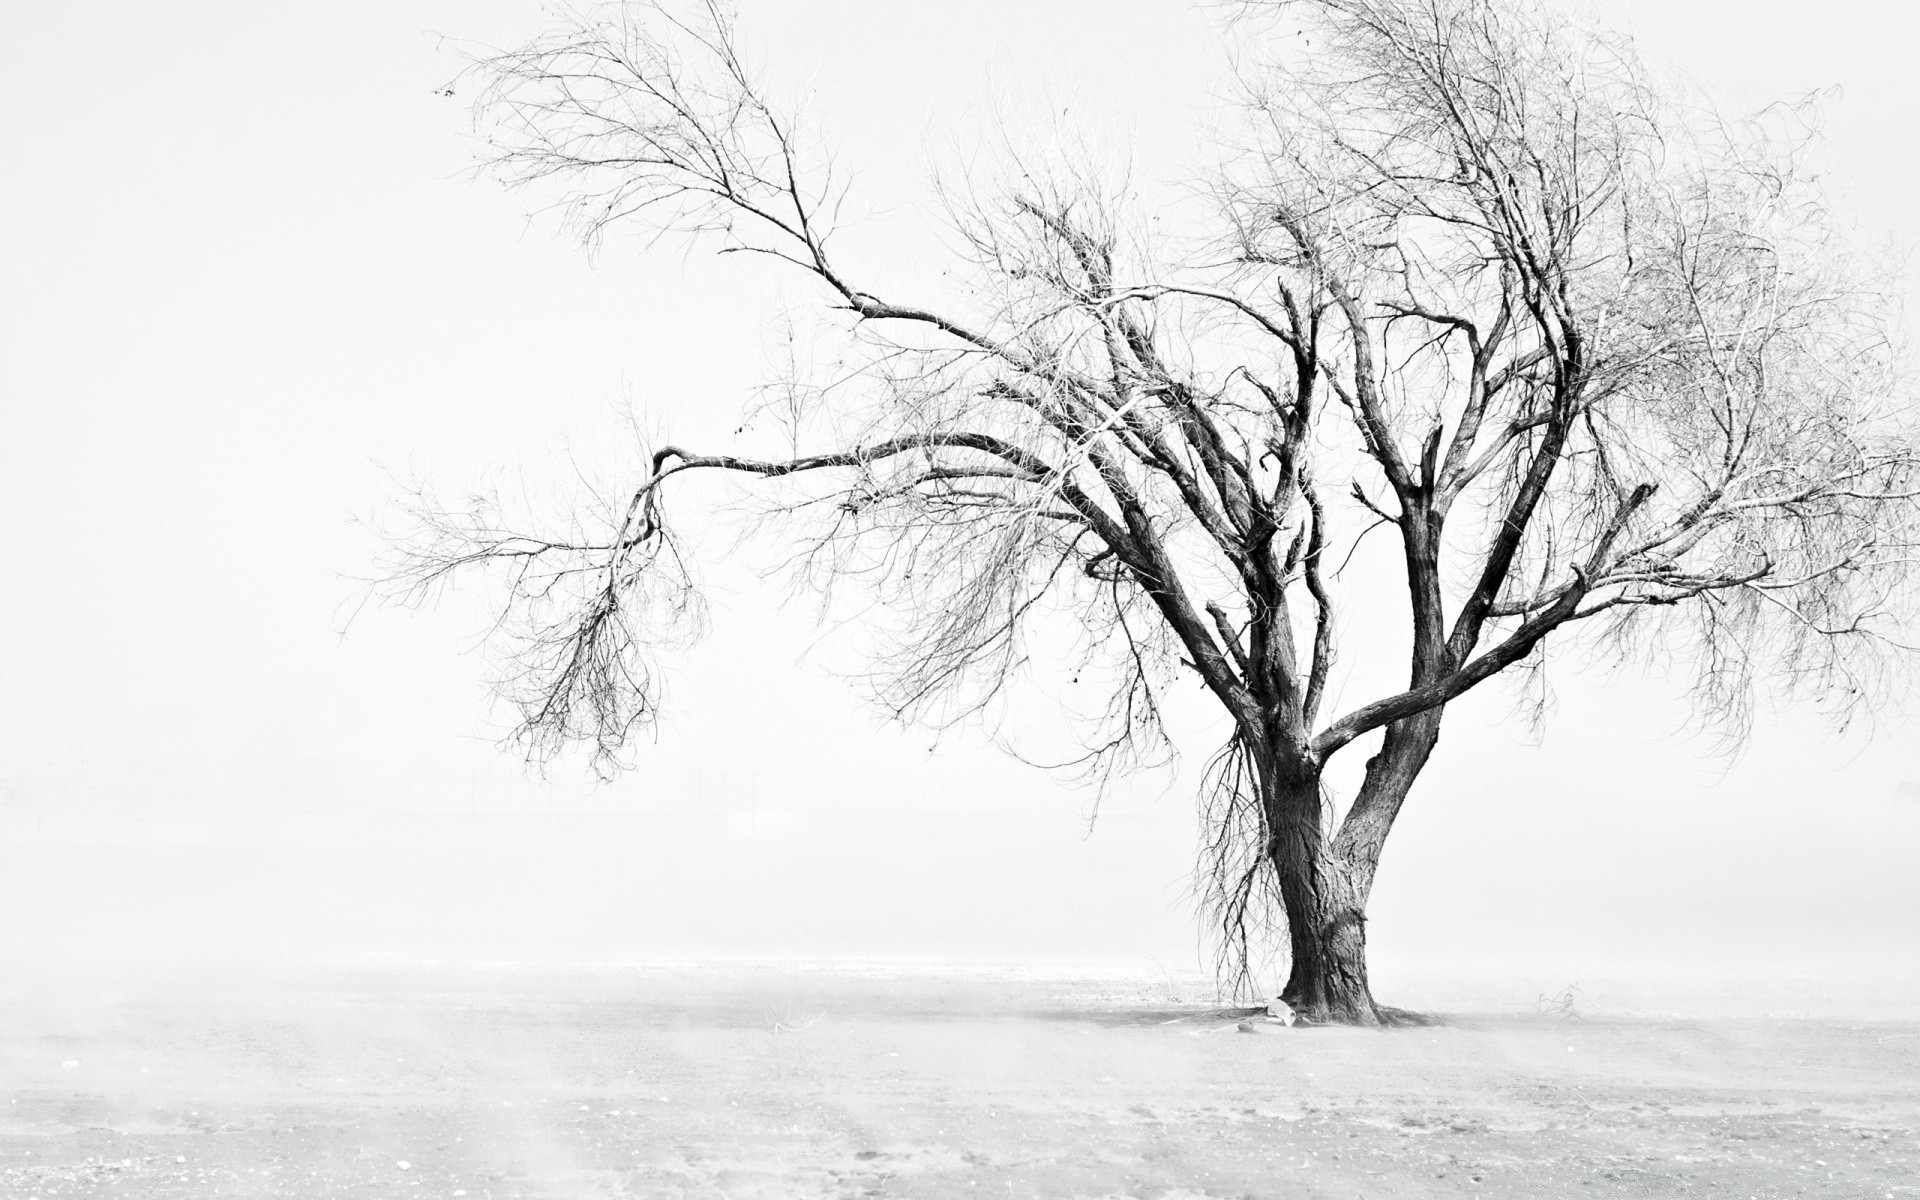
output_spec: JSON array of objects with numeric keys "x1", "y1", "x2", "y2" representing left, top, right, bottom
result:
[{"x1": 390, "y1": 0, "x2": 1920, "y2": 1024}]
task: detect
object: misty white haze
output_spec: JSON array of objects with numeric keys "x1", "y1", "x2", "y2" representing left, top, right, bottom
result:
[
  {"x1": 9, "y1": 5, "x2": 1920, "y2": 1198},
  {"x1": 3, "y1": 0, "x2": 1919, "y2": 1004}
]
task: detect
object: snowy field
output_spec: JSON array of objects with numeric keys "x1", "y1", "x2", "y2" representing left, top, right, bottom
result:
[{"x1": 3, "y1": 963, "x2": 1917, "y2": 1199}]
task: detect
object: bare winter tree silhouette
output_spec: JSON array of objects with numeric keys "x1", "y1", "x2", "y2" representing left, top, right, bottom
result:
[{"x1": 389, "y1": 0, "x2": 1920, "y2": 1023}]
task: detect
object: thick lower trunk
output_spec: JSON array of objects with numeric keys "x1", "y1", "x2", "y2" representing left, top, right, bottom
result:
[
  {"x1": 1278, "y1": 852, "x2": 1379, "y2": 1024},
  {"x1": 1261, "y1": 742, "x2": 1430, "y2": 1027}
]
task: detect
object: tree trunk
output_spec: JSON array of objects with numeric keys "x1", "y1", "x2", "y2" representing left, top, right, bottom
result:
[
  {"x1": 1278, "y1": 848, "x2": 1379, "y2": 1024},
  {"x1": 1260, "y1": 737, "x2": 1432, "y2": 1027},
  {"x1": 1257, "y1": 752, "x2": 1375, "y2": 1024}
]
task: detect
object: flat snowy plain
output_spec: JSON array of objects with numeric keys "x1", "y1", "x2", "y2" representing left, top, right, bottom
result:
[{"x1": 3, "y1": 964, "x2": 1916, "y2": 1199}]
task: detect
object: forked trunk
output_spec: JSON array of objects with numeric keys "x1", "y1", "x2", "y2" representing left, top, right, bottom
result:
[
  {"x1": 1264, "y1": 757, "x2": 1381, "y2": 1024},
  {"x1": 1260, "y1": 746, "x2": 1424, "y2": 1027}
]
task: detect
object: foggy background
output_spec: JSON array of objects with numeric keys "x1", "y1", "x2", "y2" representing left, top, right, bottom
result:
[{"x1": 3, "y1": 0, "x2": 1917, "y2": 998}]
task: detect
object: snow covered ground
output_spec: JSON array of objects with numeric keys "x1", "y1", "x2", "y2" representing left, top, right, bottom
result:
[{"x1": 3, "y1": 963, "x2": 1916, "y2": 1198}]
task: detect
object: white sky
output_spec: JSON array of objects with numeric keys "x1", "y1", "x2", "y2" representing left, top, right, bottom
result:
[{"x1": 1, "y1": 0, "x2": 1916, "y2": 987}]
